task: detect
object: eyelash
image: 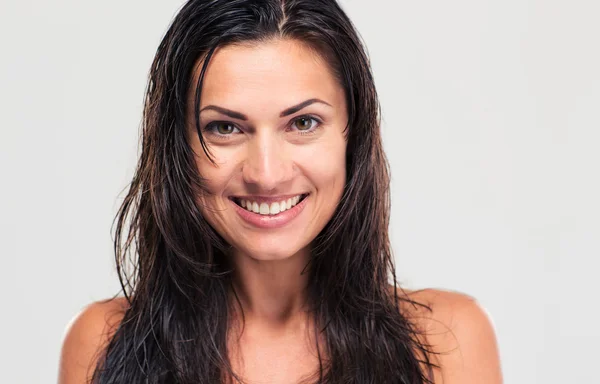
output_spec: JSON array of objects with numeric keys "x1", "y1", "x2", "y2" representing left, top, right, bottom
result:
[{"x1": 203, "y1": 114, "x2": 322, "y2": 139}]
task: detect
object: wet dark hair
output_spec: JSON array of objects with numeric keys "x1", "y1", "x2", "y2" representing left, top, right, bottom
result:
[{"x1": 92, "y1": 0, "x2": 438, "y2": 383}]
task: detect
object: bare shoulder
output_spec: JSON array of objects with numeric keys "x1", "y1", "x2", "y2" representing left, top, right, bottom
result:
[
  {"x1": 58, "y1": 297, "x2": 129, "y2": 384},
  {"x1": 390, "y1": 286, "x2": 503, "y2": 384}
]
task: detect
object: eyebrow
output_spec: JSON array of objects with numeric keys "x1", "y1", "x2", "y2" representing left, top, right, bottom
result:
[{"x1": 198, "y1": 98, "x2": 332, "y2": 121}]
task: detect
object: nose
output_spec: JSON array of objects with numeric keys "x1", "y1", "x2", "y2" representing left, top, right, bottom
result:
[{"x1": 242, "y1": 131, "x2": 293, "y2": 192}]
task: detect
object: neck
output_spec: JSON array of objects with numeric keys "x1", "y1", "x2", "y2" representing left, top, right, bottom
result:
[{"x1": 227, "y1": 247, "x2": 311, "y2": 330}]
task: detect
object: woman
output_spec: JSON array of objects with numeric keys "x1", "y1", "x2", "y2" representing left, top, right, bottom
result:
[{"x1": 59, "y1": 0, "x2": 502, "y2": 383}]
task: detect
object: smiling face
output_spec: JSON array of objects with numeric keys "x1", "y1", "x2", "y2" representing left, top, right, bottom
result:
[{"x1": 186, "y1": 38, "x2": 348, "y2": 261}]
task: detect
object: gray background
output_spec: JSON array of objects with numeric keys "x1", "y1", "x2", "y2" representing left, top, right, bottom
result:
[{"x1": 1, "y1": 0, "x2": 598, "y2": 382}]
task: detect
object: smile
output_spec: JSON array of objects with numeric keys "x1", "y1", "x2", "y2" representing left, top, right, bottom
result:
[
  {"x1": 229, "y1": 194, "x2": 310, "y2": 228},
  {"x1": 233, "y1": 194, "x2": 308, "y2": 215}
]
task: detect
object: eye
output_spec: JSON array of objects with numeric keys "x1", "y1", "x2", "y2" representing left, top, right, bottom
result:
[
  {"x1": 291, "y1": 115, "x2": 320, "y2": 133},
  {"x1": 205, "y1": 122, "x2": 241, "y2": 136}
]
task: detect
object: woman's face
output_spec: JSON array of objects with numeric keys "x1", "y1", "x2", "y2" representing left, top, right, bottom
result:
[{"x1": 187, "y1": 38, "x2": 347, "y2": 261}]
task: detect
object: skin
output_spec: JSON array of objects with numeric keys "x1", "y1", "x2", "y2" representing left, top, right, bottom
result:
[
  {"x1": 58, "y1": 289, "x2": 503, "y2": 383},
  {"x1": 58, "y1": 39, "x2": 503, "y2": 384},
  {"x1": 186, "y1": 39, "x2": 348, "y2": 333}
]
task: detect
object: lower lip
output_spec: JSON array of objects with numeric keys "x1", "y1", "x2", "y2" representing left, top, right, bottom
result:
[{"x1": 231, "y1": 195, "x2": 308, "y2": 229}]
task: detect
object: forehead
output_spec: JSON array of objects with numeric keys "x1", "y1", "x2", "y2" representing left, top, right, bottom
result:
[{"x1": 189, "y1": 38, "x2": 344, "y2": 113}]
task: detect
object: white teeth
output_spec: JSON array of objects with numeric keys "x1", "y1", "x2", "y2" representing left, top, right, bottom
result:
[
  {"x1": 259, "y1": 203, "x2": 269, "y2": 215},
  {"x1": 240, "y1": 194, "x2": 305, "y2": 215},
  {"x1": 270, "y1": 202, "x2": 280, "y2": 214}
]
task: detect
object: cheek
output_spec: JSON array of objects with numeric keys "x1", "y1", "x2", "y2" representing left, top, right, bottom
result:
[
  {"x1": 195, "y1": 147, "x2": 237, "y2": 191},
  {"x1": 297, "y1": 137, "x2": 347, "y2": 195},
  {"x1": 193, "y1": 147, "x2": 240, "y2": 211}
]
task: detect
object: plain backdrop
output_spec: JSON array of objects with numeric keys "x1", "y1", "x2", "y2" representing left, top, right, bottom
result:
[{"x1": 1, "y1": 0, "x2": 598, "y2": 382}]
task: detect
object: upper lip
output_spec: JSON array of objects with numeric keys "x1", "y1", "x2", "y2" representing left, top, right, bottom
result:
[{"x1": 229, "y1": 193, "x2": 309, "y2": 204}]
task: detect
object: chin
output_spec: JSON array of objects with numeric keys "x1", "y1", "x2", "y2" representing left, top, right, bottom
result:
[{"x1": 233, "y1": 240, "x2": 309, "y2": 262}]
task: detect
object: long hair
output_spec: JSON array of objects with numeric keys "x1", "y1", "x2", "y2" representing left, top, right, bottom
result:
[{"x1": 92, "y1": 0, "x2": 438, "y2": 383}]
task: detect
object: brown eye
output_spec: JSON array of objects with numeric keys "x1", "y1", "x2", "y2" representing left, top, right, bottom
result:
[
  {"x1": 204, "y1": 121, "x2": 241, "y2": 138},
  {"x1": 294, "y1": 117, "x2": 315, "y2": 131},
  {"x1": 216, "y1": 123, "x2": 235, "y2": 134}
]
